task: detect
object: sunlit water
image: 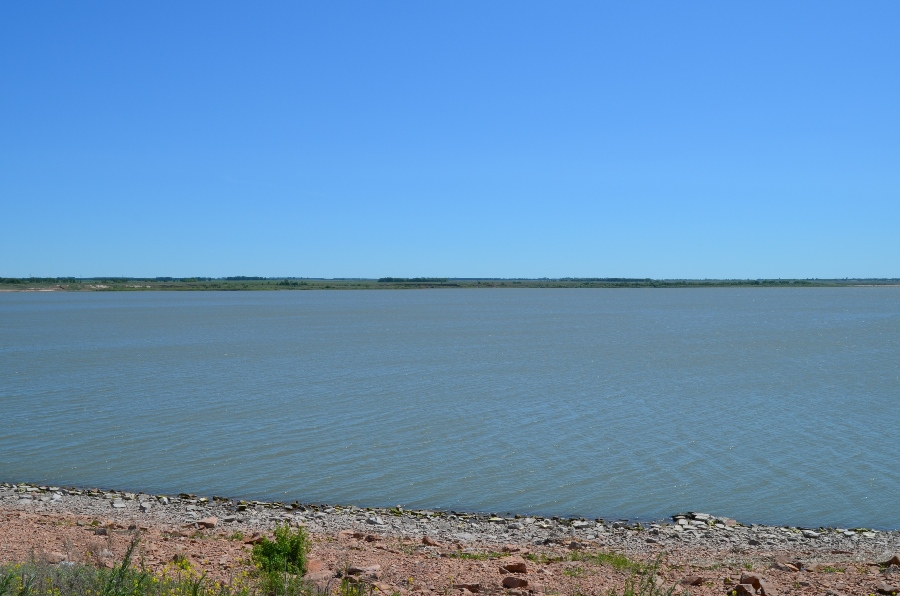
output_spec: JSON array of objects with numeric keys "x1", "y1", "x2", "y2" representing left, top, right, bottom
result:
[{"x1": 1, "y1": 288, "x2": 898, "y2": 528}]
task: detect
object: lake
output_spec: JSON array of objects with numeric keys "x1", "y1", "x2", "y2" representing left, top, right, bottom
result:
[{"x1": 1, "y1": 288, "x2": 897, "y2": 528}]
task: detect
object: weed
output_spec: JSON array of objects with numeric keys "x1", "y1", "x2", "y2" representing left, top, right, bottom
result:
[
  {"x1": 228, "y1": 532, "x2": 244, "y2": 542},
  {"x1": 251, "y1": 524, "x2": 310, "y2": 576},
  {"x1": 606, "y1": 557, "x2": 679, "y2": 596},
  {"x1": 563, "y1": 566, "x2": 586, "y2": 578},
  {"x1": 446, "y1": 551, "x2": 503, "y2": 561},
  {"x1": 570, "y1": 551, "x2": 644, "y2": 573}
]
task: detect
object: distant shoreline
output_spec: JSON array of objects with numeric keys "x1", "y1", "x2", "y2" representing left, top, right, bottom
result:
[{"x1": 3, "y1": 277, "x2": 900, "y2": 292}]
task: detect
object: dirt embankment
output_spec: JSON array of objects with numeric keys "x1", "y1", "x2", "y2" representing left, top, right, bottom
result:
[{"x1": 2, "y1": 482, "x2": 900, "y2": 595}]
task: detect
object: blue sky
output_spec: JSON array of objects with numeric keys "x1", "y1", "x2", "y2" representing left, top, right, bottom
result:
[{"x1": 2, "y1": 2, "x2": 898, "y2": 278}]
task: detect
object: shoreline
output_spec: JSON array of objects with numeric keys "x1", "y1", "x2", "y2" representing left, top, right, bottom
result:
[
  {"x1": 3, "y1": 481, "x2": 900, "y2": 595},
  {"x1": 0, "y1": 478, "x2": 900, "y2": 537},
  {"x1": 4, "y1": 480, "x2": 899, "y2": 555}
]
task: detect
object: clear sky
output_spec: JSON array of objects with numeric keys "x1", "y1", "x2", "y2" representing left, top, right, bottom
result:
[{"x1": 2, "y1": 2, "x2": 898, "y2": 279}]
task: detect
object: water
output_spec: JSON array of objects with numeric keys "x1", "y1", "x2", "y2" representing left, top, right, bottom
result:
[{"x1": 1, "y1": 288, "x2": 898, "y2": 528}]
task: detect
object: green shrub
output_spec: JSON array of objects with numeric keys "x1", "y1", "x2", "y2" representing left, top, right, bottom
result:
[{"x1": 251, "y1": 524, "x2": 310, "y2": 576}]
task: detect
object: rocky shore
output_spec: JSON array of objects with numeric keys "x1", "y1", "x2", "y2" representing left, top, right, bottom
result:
[{"x1": 3, "y1": 481, "x2": 900, "y2": 595}]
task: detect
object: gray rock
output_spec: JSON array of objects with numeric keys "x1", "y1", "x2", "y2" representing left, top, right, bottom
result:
[{"x1": 802, "y1": 530, "x2": 820, "y2": 539}]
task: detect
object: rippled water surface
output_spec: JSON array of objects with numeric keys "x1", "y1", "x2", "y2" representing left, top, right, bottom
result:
[{"x1": 1, "y1": 289, "x2": 898, "y2": 528}]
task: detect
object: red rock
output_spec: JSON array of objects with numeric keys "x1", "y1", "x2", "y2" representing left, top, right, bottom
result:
[
  {"x1": 731, "y1": 584, "x2": 755, "y2": 596},
  {"x1": 198, "y1": 517, "x2": 218, "y2": 528},
  {"x1": 46, "y1": 552, "x2": 67, "y2": 564},
  {"x1": 304, "y1": 570, "x2": 334, "y2": 583},
  {"x1": 348, "y1": 564, "x2": 381, "y2": 578},
  {"x1": 773, "y1": 556, "x2": 800, "y2": 572},
  {"x1": 883, "y1": 555, "x2": 900, "y2": 567},
  {"x1": 679, "y1": 575, "x2": 703, "y2": 586},
  {"x1": 422, "y1": 535, "x2": 441, "y2": 547},
  {"x1": 876, "y1": 581, "x2": 900, "y2": 595},
  {"x1": 452, "y1": 583, "x2": 480, "y2": 593},
  {"x1": 499, "y1": 556, "x2": 528, "y2": 574},
  {"x1": 306, "y1": 559, "x2": 326, "y2": 574},
  {"x1": 740, "y1": 572, "x2": 763, "y2": 590},
  {"x1": 501, "y1": 577, "x2": 528, "y2": 589}
]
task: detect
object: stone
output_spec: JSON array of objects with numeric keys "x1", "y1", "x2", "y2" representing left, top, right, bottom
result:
[
  {"x1": 876, "y1": 581, "x2": 900, "y2": 595},
  {"x1": 572, "y1": 520, "x2": 591, "y2": 529},
  {"x1": 452, "y1": 584, "x2": 481, "y2": 593},
  {"x1": 46, "y1": 552, "x2": 67, "y2": 564},
  {"x1": 802, "y1": 530, "x2": 820, "y2": 539},
  {"x1": 112, "y1": 500, "x2": 126, "y2": 509},
  {"x1": 139, "y1": 502, "x2": 152, "y2": 511},
  {"x1": 758, "y1": 579, "x2": 776, "y2": 596},
  {"x1": 198, "y1": 517, "x2": 218, "y2": 528},
  {"x1": 422, "y1": 536, "x2": 441, "y2": 547},
  {"x1": 740, "y1": 572, "x2": 763, "y2": 590},
  {"x1": 773, "y1": 556, "x2": 800, "y2": 572},
  {"x1": 499, "y1": 556, "x2": 528, "y2": 574},
  {"x1": 347, "y1": 564, "x2": 381, "y2": 578},
  {"x1": 306, "y1": 559, "x2": 326, "y2": 574},
  {"x1": 304, "y1": 570, "x2": 333, "y2": 582},
  {"x1": 883, "y1": 555, "x2": 900, "y2": 567},
  {"x1": 679, "y1": 575, "x2": 703, "y2": 586},
  {"x1": 367, "y1": 516, "x2": 385, "y2": 525},
  {"x1": 501, "y1": 577, "x2": 528, "y2": 589},
  {"x1": 372, "y1": 583, "x2": 397, "y2": 595},
  {"x1": 730, "y1": 584, "x2": 755, "y2": 596}
]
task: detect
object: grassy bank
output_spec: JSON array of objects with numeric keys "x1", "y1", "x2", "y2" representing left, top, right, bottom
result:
[{"x1": 0, "y1": 526, "x2": 678, "y2": 596}]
